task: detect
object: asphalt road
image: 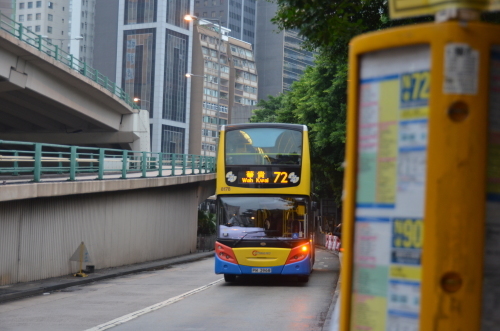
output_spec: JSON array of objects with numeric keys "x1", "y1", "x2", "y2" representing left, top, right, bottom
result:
[{"x1": 0, "y1": 248, "x2": 339, "y2": 331}]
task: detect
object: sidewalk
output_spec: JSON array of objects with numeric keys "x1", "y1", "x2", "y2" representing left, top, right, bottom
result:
[
  {"x1": 0, "y1": 251, "x2": 215, "y2": 304},
  {"x1": 321, "y1": 249, "x2": 341, "y2": 331}
]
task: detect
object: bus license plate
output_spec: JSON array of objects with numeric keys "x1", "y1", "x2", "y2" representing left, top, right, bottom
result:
[{"x1": 252, "y1": 268, "x2": 271, "y2": 274}]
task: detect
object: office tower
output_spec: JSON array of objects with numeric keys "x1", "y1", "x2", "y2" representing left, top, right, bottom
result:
[
  {"x1": 255, "y1": 0, "x2": 314, "y2": 101},
  {"x1": 94, "y1": 0, "x2": 193, "y2": 154},
  {"x1": 188, "y1": 20, "x2": 257, "y2": 156},
  {"x1": 192, "y1": 0, "x2": 256, "y2": 45}
]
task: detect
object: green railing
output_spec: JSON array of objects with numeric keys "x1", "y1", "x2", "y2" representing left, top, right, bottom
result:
[
  {"x1": 0, "y1": 12, "x2": 139, "y2": 110},
  {"x1": 0, "y1": 140, "x2": 216, "y2": 182}
]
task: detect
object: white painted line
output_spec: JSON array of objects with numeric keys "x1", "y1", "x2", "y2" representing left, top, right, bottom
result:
[{"x1": 85, "y1": 278, "x2": 224, "y2": 331}]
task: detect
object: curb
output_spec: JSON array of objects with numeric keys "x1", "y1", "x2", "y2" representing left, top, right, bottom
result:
[
  {"x1": 0, "y1": 251, "x2": 214, "y2": 304},
  {"x1": 321, "y1": 250, "x2": 341, "y2": 331}
]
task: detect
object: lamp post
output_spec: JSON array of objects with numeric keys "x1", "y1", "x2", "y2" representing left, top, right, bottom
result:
[
  {"x1": 184, "y1": 15, "x2": 222, "y2": 156},
  {"x1": 186, "y1": 73, "x2": 208, "y2": 156},
  {"x1": 50, "y1": 35, "x2": 83, "y2": 48}
]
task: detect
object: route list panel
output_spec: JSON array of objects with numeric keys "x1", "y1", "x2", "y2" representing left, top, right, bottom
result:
[{"x1": 351, "y1": 45, "x2": 430, "y2": 331}]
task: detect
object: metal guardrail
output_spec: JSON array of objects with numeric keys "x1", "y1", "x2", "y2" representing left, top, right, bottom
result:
[
  {"x1": 0, "y1": 140, "x2": 216, "y2": 182},
  {"x1": 0, "y1": 12, "x2": 139, "y2": 110}
]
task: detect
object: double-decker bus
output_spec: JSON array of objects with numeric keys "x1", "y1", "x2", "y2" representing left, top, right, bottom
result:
[{"x1": 214, "y1": 123, "x2": 314, "y2": 282}]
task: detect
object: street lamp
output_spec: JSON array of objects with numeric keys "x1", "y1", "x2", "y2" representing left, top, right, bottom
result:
[
  {"x1": 185, "y1": 73, "x2": 206, "y2": 78},
  {"x1": 50, "y1": 35, "x2": 83, "y2": 48},
  {"x1": 184, "y1": 14, "x2": 222, "y2": 156},
  {"x1": 186, "y1": 73, "x2": 209, "y2": 156}
]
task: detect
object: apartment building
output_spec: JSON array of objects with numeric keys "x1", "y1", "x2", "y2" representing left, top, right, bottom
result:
[
  {"x1": 188, "y1": 21, "x2": 257, "y2": 156},
  {"x1": 192, "y1": 0, "x2": 256, "y2": 45},
  {"x1": 0, "y1": 0, "x2": 93, "y2": 63},
  {"x1": 15, "y1": 0, "x2": 70, "y2": 44}
]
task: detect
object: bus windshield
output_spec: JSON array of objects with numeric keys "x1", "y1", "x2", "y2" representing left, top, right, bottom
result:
[
  {"x1": 225, "y1": 128, "x2": 302, "y2": 165},
  {"x1": 219, "y1": 196, "x2": 308, "y2": 239}
]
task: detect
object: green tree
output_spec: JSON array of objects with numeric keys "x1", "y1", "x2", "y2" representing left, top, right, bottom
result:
[
  {"x1": 250, "y1": 94, "x2": 285, "y2": 123},
  {"x1": 251, "y1": 1, "x2": 435, "y2": 201},
  {"x1": 198, "y1": 210, "x2": 216, "y2": 235},
  {"x1": 252, "y1": 53, "x2": 346, "y2": 200},
  {"x1": 272, "y1": 0, "x2": 432, "y2": 56}
]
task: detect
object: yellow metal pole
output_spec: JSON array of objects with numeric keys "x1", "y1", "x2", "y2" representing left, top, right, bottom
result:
[{"x1": 342, "y1": 21, "x2": 499, "y2": 330}]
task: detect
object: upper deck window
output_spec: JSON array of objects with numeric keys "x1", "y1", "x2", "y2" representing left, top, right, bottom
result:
[{"x1": 225, "y1": 128, "x2": 302, "y2": 166}]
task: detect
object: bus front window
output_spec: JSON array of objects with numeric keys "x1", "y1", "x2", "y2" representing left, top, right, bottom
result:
[
  {"x1": 218, "y1": 196, "x2": 308, "y2": 239},
  {"x1": 225, "y1": 128, "x2": 302, "y2": 165}
]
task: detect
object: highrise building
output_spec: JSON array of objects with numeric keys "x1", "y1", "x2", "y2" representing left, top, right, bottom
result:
[
  {"x1": 254, "y1": 1, "x2": 314, "y2": 101},
  {"x1": 188, "y1": 20, "x2": 257, "y2": 156},
  {"x1": 192, "y1": 0, "x2": 256, "y2": 45},
  {"x1": 0, "y1": 0, "x2": 15, "y2": 20},
  {"x1": 94, "y1": 0, "x2": 193, "y2": 154},
  {"x1": 76, "y1": 0, "x2": 95, "y2": 64},
  {"x1": 0, "y1": 0, "x2": 92, "y2": 63}
]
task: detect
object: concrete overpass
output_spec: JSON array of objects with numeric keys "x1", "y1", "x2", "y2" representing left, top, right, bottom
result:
[
  {"x1": 0, "y1": 19, "x2": 149, "y2": 151},
  {"x1": 0, "y1": 140, "x2": 216, "y2": 286},
  {"x1": 0, "y1": 168, "x2": 216, "y2": 286}
]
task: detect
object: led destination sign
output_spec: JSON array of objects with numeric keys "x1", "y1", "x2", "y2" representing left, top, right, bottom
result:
[{"x1": 225, "y1": 167, "x2": 301, "y2": 188}]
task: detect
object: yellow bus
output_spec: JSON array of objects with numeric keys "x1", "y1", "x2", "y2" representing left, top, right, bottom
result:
[{"x1": 215, "y1": 123, "x2": 314, "y2": 282}]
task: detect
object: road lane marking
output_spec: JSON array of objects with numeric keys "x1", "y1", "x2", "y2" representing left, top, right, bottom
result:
[{"x1": 85, "y1": 278, "x2": 224, "y2": 331}]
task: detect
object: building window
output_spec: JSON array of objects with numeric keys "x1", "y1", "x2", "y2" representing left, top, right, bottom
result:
[
  {"x1": 19, "y1": 3, "x2": 24, "y2": 9},
  {"x1": 211, "y1": 11, "x2": 215, "y2": 17},
  {"x1": 166, "y1": 0, "x2": 189, "y2": 29},
  {"x1": 203, "y1": 12, "x2": 207, "y2": 16},
  {"x1": 161, "y1": 125, "x2": 185, "y2": 154},
  {"x1": 212, "y1": 0, "x2": 216, "y2": 4},
  {"x1": 195, "y1": 0, "x2": 200, "y2": 6},
  {"x1": 220, "y1": 10, "x2": 224, "y2": 17},
  {"x1": 48, "y1": 2, "x2": 53, "y2": 9},
  {"x1": 124, "y1": 0, "x2": 157, "y2": 24},
  {"x1": 47, "y1": 26, "x2": 52, "y2": 33},
  {"x1": 122, "y1": 29, "x2": 156, "y2": 114},
  {"x1": 163, "y1": 29, "x2": 188, "y2": 122},
  {"x1": 48, "y1": 14, "x2": 53, "y2": 21},
  {"x1": 35, "y1": 25, "x2": 40, "y2": 32},
  {"x1": 36, "y1": 1, "x2": 41, "y2": 8},
  {"x1": 27, "y1": 14, "x2": 32, "y2": 21},
  {"x1": 28, "y1": 2, "x2": 33, "y2": 8},
  {"x1": 36, "y1": 13, "x2": 41, "y2": 20},
  {"x1": 27, "y1": 26, "x2": 32, "y2": 31},
  {"x1": 18, "y1": 15, "x2": 24, "y2": 22}
]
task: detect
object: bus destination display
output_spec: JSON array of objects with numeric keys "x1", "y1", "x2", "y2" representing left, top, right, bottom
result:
[{"x1": 225, "y1": 167, "x2": 301, "y2": 187}]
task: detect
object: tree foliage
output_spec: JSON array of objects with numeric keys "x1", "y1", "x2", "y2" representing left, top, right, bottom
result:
[
  {"x1": 198, "y1": 210, "x2": 216, "y2": 235},
  {"x1": 253, "y1": 0, "x2": 500, "y2": 201},
  {"x1": 272, "y1": 0, "x2": 432, "y2": 57},
  {"x1": 251, "y1": 0, "x2": 434, "y2": 201},
  {"x1": 251, "y1": 54, "x2": 346, "y2": 200}
]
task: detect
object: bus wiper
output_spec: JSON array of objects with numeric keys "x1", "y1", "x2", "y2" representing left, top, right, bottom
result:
[
  {"x1": 232, "y1": 230, "x2": 278, "y2": 247},
  {"x1": 274, "y1": 237, "x2": 293, "y2": 247}
]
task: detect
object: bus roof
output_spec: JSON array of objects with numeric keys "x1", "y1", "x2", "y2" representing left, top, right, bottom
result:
[{"x1": 222, "y1": 123, "x2": 307, "y2": 132}]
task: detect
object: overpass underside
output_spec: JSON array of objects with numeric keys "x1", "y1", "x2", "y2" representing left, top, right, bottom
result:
[
  {"x1": 0, "y1": 175, "x2": 216, "y2": 286},
  {"x1": 0, "y1": 27, "x2": 149, "y2": 151}
]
